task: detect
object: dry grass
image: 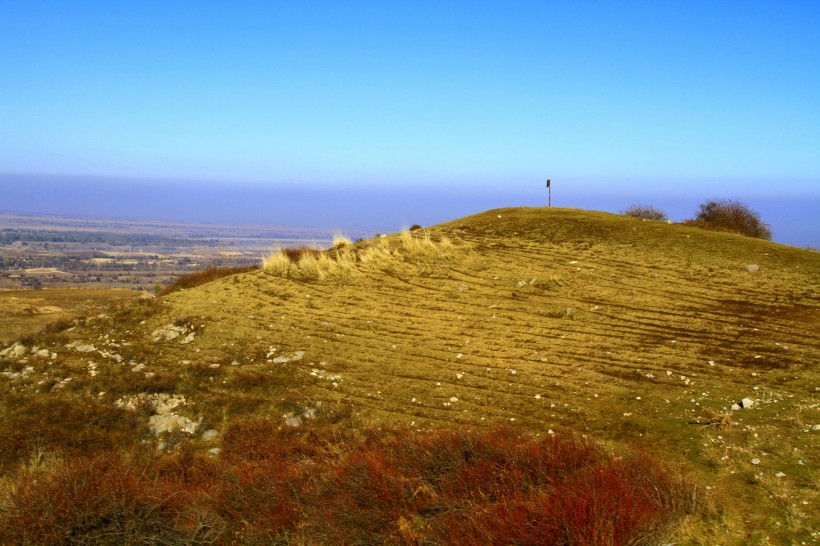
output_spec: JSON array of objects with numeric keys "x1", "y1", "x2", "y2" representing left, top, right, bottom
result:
[
  {"x1": 332, "y1": 231, "x2": 353, "y2": 247},
  {"x1": 2, "y1": 206, "x2": 818, "y2": 544},
  {"x1": 262, "y1": 248, "x2": 293, "y2": 275}
]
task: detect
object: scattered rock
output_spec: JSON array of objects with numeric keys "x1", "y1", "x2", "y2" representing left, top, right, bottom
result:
[
  {"x1": 285, "y1": 415, "x2": 303, "y2": 427},
  {"x1": 272, "y1": 350, "x2": 306, "y2": 364},
  {"x1": 2, "y1": 343, "x2": 29, "y2": 359},
  {"x1": 149, "y1": 413, "x2": 201, "y2": 436},
  {"x1": 116, "y1": 393, "x2": 200, "y2": 437},
  {"x1": 50, "y1": 377, "x2": 73, "y2": 391},
  {"x1": 152, "y1": 323, "x2": 191, "y2": 342},
  {"x1": 73, "y1": 344, "x2": 97, "y2": 353},
  {"x1": 743, "y1": 264, "x2": 759, "y2": 273}
]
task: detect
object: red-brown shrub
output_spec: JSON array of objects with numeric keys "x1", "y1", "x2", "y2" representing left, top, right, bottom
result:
[
  {"x1": 158, "y1": 264, "x2": 259, "y2": 296},
  {"x1": 0, "y1": 424, "x2": 700, "y2": 545}
]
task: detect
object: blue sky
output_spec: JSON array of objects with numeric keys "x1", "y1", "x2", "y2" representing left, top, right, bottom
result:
[{"x1": 1, "y1": 1, "x2": 819, "y2": 243}]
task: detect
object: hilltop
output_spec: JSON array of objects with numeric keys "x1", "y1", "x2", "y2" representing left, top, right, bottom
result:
[{"x1": 2, "y1": 207, "x2": 818, "y2": 544}]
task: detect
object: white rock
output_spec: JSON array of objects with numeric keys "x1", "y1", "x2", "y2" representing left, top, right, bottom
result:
[
  {"x1": 200, "y1": 429, "x2": 219, "y2": 442},
  {"x1": 751, "y1": 458, "x2": 761, "y2": 465},
  {"x1": 743, "y1": 264, "x2": 760, "y2": 273},
  {"x1": 741, "y1": 398, "x2": 754, "y2": 409},
  {"x1": 731, "y1": 404, "x2": 741, "y2": 411},
  {"x1": 811, "y1": 424, "x2": 820, "y2": 431},
  {"x1": 148, "y1": 413, "x2": 201, "y2": 436},
  {"x1": 285, "y1": 416, "x2": 302, "y2": 427},
  {"x1": 775, "y1": 472, "x2": 786, "y2": 478}
]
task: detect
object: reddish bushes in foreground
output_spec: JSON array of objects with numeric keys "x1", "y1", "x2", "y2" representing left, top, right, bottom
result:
[{"x1": 0, "y1": 423, "x2": 699, "y2": 545}]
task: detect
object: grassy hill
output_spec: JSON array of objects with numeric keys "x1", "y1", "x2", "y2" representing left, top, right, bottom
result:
[{"x1": 2, "y1": 207, "x2": 818, "y2": 544}]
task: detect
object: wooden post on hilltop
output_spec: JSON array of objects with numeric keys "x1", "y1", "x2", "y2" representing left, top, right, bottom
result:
[{"x1": 546, "y1": 179, "x2": 551, "y2": 207}]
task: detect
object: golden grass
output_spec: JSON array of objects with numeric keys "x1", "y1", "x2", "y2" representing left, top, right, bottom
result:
[
  {"x1": 3, "y1": 207, "x2": 819, "y2": 544},
  {"x1": 261, "y1": 248, "x2": 292, "y2": 275},
  {"x1": 332, "y1": 231, "x2": 353, "y2": 247}
]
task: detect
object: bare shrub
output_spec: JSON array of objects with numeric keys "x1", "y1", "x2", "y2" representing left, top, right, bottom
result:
[
  {"x1": 686, "y1": 199, "x2": 771, "y2": 240},
  {"x1": 623, "y1": 204, "x2": 668, "y2": 221}
]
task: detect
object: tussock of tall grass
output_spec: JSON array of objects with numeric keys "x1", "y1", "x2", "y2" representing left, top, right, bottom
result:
[
  {"x1": 262, "y1": 249, "x2": 293, "y2": 276},
  {"x1": 263, "y1": 231, "x2": 462, "y2": 280},
  {"x1": 297, "y1": 250, "x2": 358, "y2": 280},
  {"x1": 263, "y1": 245, "x2": 358, "y2": 280},
  {"x1": 332, "y1": 231, "x2": 353, "y2": 247},
  {"x1": 399, "y1": 228, "x2": 455, "y2": 260},
  {"x1": 357, "y1": 241, "x2": 396, "y2": 271}
]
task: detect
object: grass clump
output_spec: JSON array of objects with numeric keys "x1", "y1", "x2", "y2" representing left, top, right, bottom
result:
[
  {"x1": 685, "y1": 199, "x2": 772, "y2": 240},
  {"x1": 263, "y1": 245, "x2": 358, "y2": 280},
  {"x1": 158, "y1": 265, "x2": 259, "y2": 296},
  {"x1": 623, "y1": 203, "x2": 668, "y2": 221},
  {"x1": 399, "y1": 228, "x2": 455, "y2": 260},
  {"x1": 332, "y1": 231, "x2": 353, "y2": 247}
]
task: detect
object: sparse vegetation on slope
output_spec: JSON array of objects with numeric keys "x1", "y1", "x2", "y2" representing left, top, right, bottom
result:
[
  {"x1": 2, "y1": 207, "x2": 818, "y2": 544},
  {"x1": 158, "y1": 265, "x2": 260, "y2": 296}
]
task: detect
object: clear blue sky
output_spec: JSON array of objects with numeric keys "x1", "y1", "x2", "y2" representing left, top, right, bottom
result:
[{"x1": 1, "y1": 1, "x2": 819, "y2": 233}]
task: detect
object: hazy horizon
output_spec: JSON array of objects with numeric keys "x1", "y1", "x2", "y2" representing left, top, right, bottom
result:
[
  {"x1": 2, "y1": 2, "x2": 818, "y2": 247},
  {"x1": 2, "y1": 174, "x2": 817, "y2": 248}
]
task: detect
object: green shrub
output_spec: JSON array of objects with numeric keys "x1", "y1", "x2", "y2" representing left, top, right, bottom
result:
[{"x1": 686, "y1": 199, "x2": 771, "y2": 240}]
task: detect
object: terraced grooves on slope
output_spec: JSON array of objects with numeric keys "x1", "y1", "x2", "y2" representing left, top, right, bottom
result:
[
  {"x1": 155, "y1": 208, "x2": 819, "y2": 450},
  {"x1": 6, "y1": 207, "x2": 818, "y2": 543}
]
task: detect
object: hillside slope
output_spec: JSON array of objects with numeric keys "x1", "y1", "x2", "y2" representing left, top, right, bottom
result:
[{"x1": 3, "y1": 207, "x2": 819, "y2": 543}]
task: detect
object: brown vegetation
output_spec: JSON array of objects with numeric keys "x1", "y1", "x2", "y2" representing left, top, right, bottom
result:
[
  {"x1": 0, "y1": 424, "x2": 699, "y2": 545},
  {"x1": 622, "y1": 204, "x2": 668, "y2": 221},
  {"x1": 685, "y1": 199, "x2": 772, "y2": 240}
]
